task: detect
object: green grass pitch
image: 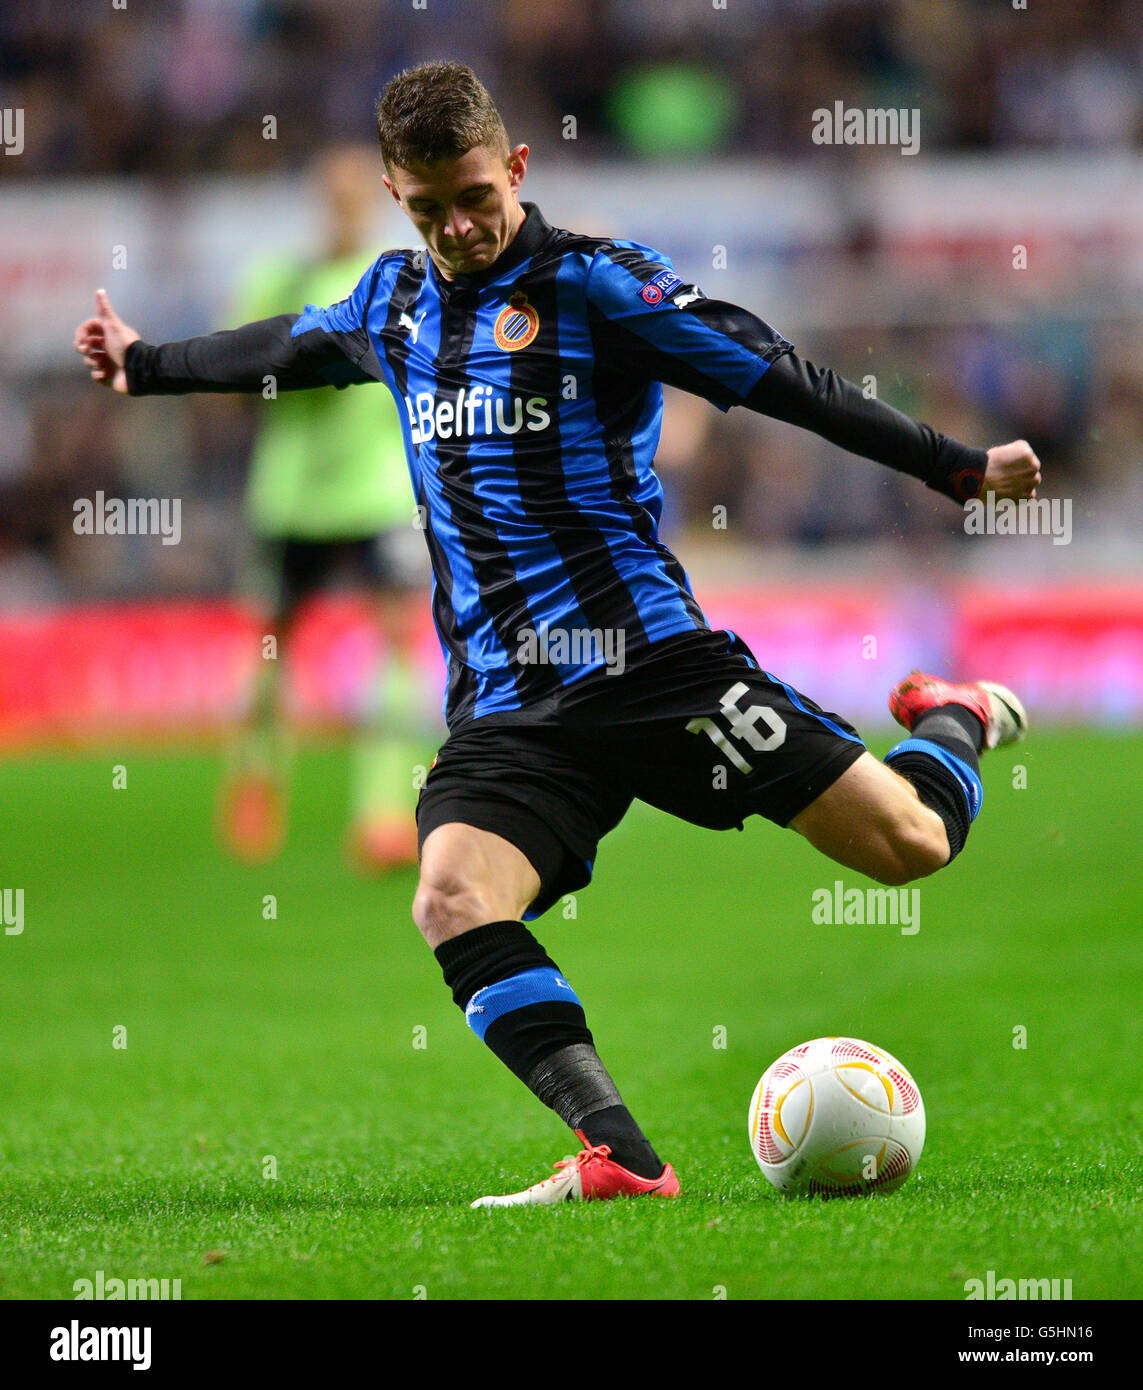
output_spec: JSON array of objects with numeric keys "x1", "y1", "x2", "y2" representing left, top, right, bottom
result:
[{"x1": 1, "y1": 730, "x2": 1141, "y2": 1302}]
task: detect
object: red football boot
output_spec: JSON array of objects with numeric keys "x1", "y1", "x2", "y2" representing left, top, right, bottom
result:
[
  {"x1": 889, "y1": 671, "x2": 1027, "y2": 751},
  {"x1": 470, "y1": 1131, "x2": 681, "y2": 1207}
]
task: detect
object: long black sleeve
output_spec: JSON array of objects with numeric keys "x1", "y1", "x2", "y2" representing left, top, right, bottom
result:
[
  {"x1": 125, "y1": 314, "x2": 380, "y2": 396},
  {"x1": 746, "y1": 350, "x2": 986, "y2": 504}
]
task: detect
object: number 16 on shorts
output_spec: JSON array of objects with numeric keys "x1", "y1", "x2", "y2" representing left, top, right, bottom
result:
[{"x1": 686, "y1": 682, "x2": 788, "y2": 774}]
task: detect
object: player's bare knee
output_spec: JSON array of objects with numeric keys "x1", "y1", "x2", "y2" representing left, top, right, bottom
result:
[{"x1": 412, "y1": 870, "x2": 496, "y2": 946}]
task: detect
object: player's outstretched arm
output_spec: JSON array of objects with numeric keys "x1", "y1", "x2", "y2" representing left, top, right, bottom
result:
[
  {"x1": 746, "y1": 351, "x2": 1040, "y2": 505},
  {"x1": 581, "y1": 252, "x2": 1039, "y2": 506},
  {"x1": 73, "y1": 288, "x2": 376, "y2": 398}
]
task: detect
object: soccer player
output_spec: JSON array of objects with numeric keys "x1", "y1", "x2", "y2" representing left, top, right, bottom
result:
[
  {"x1": 75, "y1": 61, "x2": 1037, "y2": 1206},
  {"x1": 217, "y1": 143, "x2": 432, "y2": 870}
]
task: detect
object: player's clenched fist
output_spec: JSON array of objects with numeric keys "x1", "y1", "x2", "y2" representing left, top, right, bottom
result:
[
  {"x1": 73, "y1": 288, "x2": 140, "y2": 394},
  {"x1": 981, "y1": 439, "x2": 1042, "y2": 501}
]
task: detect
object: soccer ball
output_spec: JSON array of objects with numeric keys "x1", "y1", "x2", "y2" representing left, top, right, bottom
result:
[{"x1": 747, "y1": 1036, "x2": 925, "y2": 1196}]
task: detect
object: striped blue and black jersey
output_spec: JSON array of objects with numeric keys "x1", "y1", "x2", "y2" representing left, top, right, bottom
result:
[{"x1": 127, "y1": 202, "x2": 988, "y2": 729}]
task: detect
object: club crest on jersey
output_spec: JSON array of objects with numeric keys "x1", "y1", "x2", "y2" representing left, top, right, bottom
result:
[
  {"x1": 640, "y1": 269, "x2": 682, "y2": 305},
  {"x1": 493, "y1": 292, "x2": 540, "y2": 351}
]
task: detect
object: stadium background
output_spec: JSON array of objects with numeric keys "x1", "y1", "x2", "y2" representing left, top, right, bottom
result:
[
  {"x1": 3, "y1": 0, "x2": 1142, "y2": 737},
  {"x1": 2, "y1": 0, "x2": 1142, "y2": 1311}
]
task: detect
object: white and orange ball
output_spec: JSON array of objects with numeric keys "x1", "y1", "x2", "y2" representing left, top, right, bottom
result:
[{"x1": 748, "y1": 1037, "x2": 925, "y2": 1196}]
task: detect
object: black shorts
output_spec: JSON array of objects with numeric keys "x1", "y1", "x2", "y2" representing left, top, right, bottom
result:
[
  {"x1": 416, "y1": 629, "x2": 866, "y2": 918},
  {"x1": 255, "y1": 530, "x2": 429, "y2": 617}
]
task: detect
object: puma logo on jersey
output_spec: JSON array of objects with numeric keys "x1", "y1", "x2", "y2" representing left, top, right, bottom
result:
[{"x1": 399, "y1": 310, "x2": 428, "y2": 343}]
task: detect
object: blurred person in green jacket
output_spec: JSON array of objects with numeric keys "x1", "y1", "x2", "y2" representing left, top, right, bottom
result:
[{"x1": 220, "y1": 143, "x2": 433, "y2": 870}]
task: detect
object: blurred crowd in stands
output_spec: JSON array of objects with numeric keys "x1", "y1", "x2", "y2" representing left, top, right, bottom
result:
[
  {"x1": 1, "y1": 0, "x2": 1141, "y2": 605},
  {"x1": 3, "y1": 0, "x2": 1141, "y2": 175}
]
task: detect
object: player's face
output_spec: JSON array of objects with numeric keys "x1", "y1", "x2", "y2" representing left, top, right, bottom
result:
[{"x1": 384, "y1": 143, "x2": 529, "y2": 281}]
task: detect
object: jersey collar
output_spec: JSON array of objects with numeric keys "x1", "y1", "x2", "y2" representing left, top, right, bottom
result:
[{"x1": 441, "y1": 201, "x2": 550, "y2": 292}]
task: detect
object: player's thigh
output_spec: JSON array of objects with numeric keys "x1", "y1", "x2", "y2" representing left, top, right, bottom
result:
[
  {"x1": 414, "y1": 821, "x2": 542, "y2": 949},
  {"x1": 789, "y1": 751, "x2": 947, "y2": 885},
  {"x1": 602, "y1": 649, "x2": 944, "y2": 882},
  {"x1": 612, "y1": 655, "x2": 867, "y2": 834},
  {"x1": 413, "y1": 722, "x2": 630, "y2": 945}
]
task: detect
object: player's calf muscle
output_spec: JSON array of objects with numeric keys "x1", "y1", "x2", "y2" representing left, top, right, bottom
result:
[
  {"x1": 865, "y1": 805, "x2": 949, "y2": 885},
  {"x1": 791, "y1": 754, "x2": 949, "y2": 885}
]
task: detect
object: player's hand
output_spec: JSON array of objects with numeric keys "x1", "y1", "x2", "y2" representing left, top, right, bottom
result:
[
  {"x1": 981, "y1": 439, "x2": 1041, "y2": 501},
  {"x1": 73, "y1": 288, "x2": 140, "y2": 394}
]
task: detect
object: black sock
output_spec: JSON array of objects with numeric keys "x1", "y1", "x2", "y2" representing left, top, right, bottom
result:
[
  {"x1": 914, "y1": 704, "x2": 985, "y2": 755},
  {"x1": 577, "y1": 1103, "x2": 664, "y2": 1179},
  {"x1": 434, "y1": 921, "x2": 663, "y2": 1179},
  {"x1": 885, "y1": 706, "x2": 984, "y2": 862}
]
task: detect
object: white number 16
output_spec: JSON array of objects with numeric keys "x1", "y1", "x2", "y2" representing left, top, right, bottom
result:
[{"x1": 686, "y1": 681, "x2": 787, "y2": 774}]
